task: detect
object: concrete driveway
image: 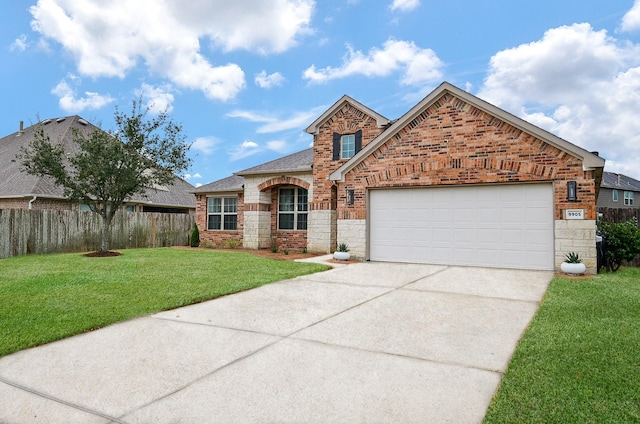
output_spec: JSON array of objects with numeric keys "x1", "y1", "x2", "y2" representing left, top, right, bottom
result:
[{"x1": 0, "y1": 261, "x2": 552, "y2": 423}]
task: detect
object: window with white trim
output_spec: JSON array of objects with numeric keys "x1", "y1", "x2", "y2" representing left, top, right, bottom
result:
[
  {"x1": 278, "y1": 187, "x2": 308, "y2": 230},
  {"x1": 341, "y1": 134, "x2": 355, "y2": 159},
  {"x1": 612, "y1": 189, "x2": 618, "y2": 202},
  {"x1": 207, "y1": 197, "x2": 238, "y2": 230},
  {"x1": 624, "y1": 191, "x2": 634, "y2": 206}
]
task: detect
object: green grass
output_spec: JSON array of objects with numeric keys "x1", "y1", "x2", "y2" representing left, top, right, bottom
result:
[
  {"x1": 0, "y1": 248, "x2": 328, "y2": 357},
  {"x1": 483, "y1": 267, "x2": 640, "y2": 423}
]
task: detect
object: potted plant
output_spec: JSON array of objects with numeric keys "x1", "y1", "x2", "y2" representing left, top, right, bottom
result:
[
  {"x1": 561, "y1": 251, "x2": 586, "y2": 275},
  {"x1": 333, "y1": 243, "x2": 350, "y2": 261}
]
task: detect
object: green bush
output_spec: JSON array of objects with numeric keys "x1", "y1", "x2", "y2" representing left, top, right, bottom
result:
[
  {"x1": 199, "y1": 240, "x2": 216, "y2": 249},
  {"x1": 598, "y1": 218, "x2": 640, "y2": 271},
  {"x1": 221, "y1": 238, "x2": 242, "y2": 249},
  {"x1": 190, "y1": 223, "x2": 200, "y2": 247}
]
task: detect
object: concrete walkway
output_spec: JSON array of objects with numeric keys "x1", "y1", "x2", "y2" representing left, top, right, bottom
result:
[{"x1": 0, "y1": 261, "x2": 552, "y2": 423}]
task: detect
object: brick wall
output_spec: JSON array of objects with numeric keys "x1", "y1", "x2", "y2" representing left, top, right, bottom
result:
[
  {"x1": 336, "y1": 93, "x2": 598, "y2": 221},
  {"x1": 194, "y1": 193, "x2": 244, "y2": 246},
  {"x1": 312, "y1": 103, "x2": 386, "y2": 209}
]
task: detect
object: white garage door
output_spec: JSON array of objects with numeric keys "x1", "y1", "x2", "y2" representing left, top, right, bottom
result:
[{"x1": 369, "y1": 184, "x2": 554, "y2": 270}]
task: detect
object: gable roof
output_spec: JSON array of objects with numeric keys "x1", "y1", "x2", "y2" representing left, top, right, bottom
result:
[
  {"x1": 235, "y1": 148, "x2": 313, "y2": 176},
  {"x1": 305, "y1": 95, "x2": 392, "y2": 135},
  {"x1": 601, "y1": 171, "x2": 640, "y2": 191},
  {"x1": 192, "y1": 175, "x2": 244, "y2": 193},
  {"x1": 0, "y1": 116, "x2": 195, "y2": 208},
  {"x1": 329, "y1": 81, "x2": 606, "y2": 181}
]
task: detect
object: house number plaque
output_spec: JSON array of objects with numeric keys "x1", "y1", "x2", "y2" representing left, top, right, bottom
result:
[{"x1": 565, "y1": 209, "x2": 585, "y2": 220}]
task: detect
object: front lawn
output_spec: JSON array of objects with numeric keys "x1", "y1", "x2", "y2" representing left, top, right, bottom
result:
[
  {"x1": 0, "y1": 248, "x2": 328, "y2": 357},
  {"x1": 483, "y1": 267, "x2": 640, "y2": 423}
]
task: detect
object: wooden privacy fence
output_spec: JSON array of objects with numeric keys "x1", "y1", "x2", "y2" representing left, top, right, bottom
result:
[
  {"x1": 598, "y1": 207, "x2": 640, "y2": 223},
  {"x1": 0, "y1": 209, "x2": 194, "y2": 259}
]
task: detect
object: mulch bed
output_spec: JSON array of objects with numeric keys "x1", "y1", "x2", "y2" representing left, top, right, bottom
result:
[{"x1": 84, "y1": 251, "x2": 122, "y2": 257}]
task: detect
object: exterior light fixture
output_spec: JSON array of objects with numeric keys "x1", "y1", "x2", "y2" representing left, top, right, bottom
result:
[
  {"x1": 567, "y1": 181, "x2": 578, "y2": 201},
  {"x1": 346, "y1": 189, "x2": 355, "y2": 205}
]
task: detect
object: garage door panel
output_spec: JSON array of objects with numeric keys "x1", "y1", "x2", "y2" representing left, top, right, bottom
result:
[{"x1": 369, "y1": 184, "x2": 554, "y2": 270}]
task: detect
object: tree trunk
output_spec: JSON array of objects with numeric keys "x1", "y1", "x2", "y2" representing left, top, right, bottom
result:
[{"x1": 101, "y1": 214, "x2": 112, "y2": 252}]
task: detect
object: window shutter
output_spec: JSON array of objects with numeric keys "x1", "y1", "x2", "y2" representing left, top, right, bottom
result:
[
  {"x1": 332, "y1": 133, "x2": 341, "y2": 160},
  {"x1": 354, "y1": 130, "x2": 362, "y2": 154}
]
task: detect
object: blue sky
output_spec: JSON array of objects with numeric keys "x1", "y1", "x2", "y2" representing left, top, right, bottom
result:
[{"x1": 2, "y1": 0, "x2": 639, "y2": 187}]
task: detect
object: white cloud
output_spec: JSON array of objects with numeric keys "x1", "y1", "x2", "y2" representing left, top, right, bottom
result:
[
  {"x1": 51, "y1": 76, "x2": 114, "y2": 113},
  {"x1": 183, "y1": 172, "x2": 202, "y2": 182},
  {"x1": 255, "y1": 71, "x2": 285, "y2": 88},
  {"x1": 230, "y1": 140, "x2": 261, "y2": 161},
  {"x1": 621, "y1": 0, "x2": 640, "y2": 32},
  {"x1": 136, "y1": 83, "x2": 175, "y2": 114},
  {"x1": 478, "y1": 23, "x2": 640, "y2": 176},
  {"x1": 390, "y1": 0, "x2": 420, "y2": 12},
  {"x1": 266, "y1": 140, "x2": 288, "y2": 153},
  {"x1": 303, "y1": 39, "x2": 443, "y2": 86},
  {"x1": 227, "y1": 105, "x2": 326, "y2": 133},
  {"x1": 191, "y1": 136, "x2": 219, "y2": 155},
  {"x1": 10, "y1": 35, "x2": 28, "y2": 52},
  {"x1": 29, "y1": 0, "x2": 313, "y2": 101}
]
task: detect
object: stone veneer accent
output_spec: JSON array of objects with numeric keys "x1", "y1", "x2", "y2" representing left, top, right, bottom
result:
[
  {"x1": 307, "y1": 209, "x2": 337, "y2": 253},
  {"x1": 555, "y1": 219, "x2": 597, "y2": 274},
  {"x1": 337, "y1": 219, "x2": 366, "y2": 259},
  {"x1": 241, "y1": 173, "x2": 313, "y2": 250},
  {"x1": 243, "y1": 210, "x2": 271, "y2": 249}
]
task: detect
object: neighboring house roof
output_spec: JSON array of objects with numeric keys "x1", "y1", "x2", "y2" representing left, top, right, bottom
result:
[
  {"x1": 305, "y1": 95, "x2": 392, "y2": 134},
  {"x1": 192, "y1": 175, "x2": 244, "y2": 194},
  {"x1": 329, "y1": 82, "x2": 606, "y2": 181},
  {"x1": 601, "y1": 171, "x2": 640, "y2": 191},
  {"x1": 235, "y1": 148, "x2": 313, "y2": 176},
  {"x1": 0, "y1": 116, "x2": 195, "y2": 208}
]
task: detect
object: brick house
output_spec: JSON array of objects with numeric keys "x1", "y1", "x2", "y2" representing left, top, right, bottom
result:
[
  {"x1": 597, "y1": 171, "x2": 640, "y2": 209},
  {"x1": 0, "y1": 116, "x2": 195, "y2": 213},
  {"x1": 194, "y1": 82, "x2": 605, "y2": 273}
]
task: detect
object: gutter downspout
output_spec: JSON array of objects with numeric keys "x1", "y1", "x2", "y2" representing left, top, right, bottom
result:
[{"x1": 28, "y1": 195, "x2": 37, "y2": 210}]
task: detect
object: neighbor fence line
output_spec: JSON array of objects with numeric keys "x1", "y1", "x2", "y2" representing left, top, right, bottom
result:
[
  {"x1": 0, "y1": 209, "x2": 194, "y2": 259},
  {"x1": 598, "y1": 207, "x2": 640, "y2": 224}
]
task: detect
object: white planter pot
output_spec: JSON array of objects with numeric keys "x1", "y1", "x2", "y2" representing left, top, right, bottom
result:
[
  {"x1": 561, "y1": 262, "x2": 586, "y2": 275},
  {"x1": 333, "y1": 251, "x2": 350, "y2": 261}
]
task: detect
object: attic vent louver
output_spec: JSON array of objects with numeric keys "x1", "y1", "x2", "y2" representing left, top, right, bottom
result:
[
  {"x1": 78, "y1": 118, "x2": 88, "y2": 125},
  {"x1": 56, "y1": 117, "x2": 66, "y2": 123}
]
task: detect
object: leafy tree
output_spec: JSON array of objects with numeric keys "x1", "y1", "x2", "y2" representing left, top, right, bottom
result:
[
  {"x1": 17, "y1": 101, "x2": 191, "y2": 252},
  {"x1": 597, "y1": 218, "x2": 640, "y2": 272}
]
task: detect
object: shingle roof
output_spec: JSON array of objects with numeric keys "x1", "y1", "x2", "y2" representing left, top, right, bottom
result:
[
  {"x1": 601, "y1": 171, "x2": 640, "y2": 191},
  {"x1": 192, "y1": 175, "x2": 244, "y2": 193},
  {"x1": 0, "y1": 116, "x2": 195, "y2": 208},
  {"x1": 235, "y1": 148, "x2": 313, "y2": 176}
]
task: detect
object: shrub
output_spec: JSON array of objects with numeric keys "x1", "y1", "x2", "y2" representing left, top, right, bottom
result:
[
  {"x1": 337, "y1": 243, "x2": 349, "y2": 252},
  {"x1": 221, "y1": 238, "x2": 242, "y2": 249},
  {"x1": 598, "y1": 218, "x2": 640, "y2": 271},
  {"x1": 270, "y1": 237, "x2": 278, "y2": 253},
  {"x1": 190, "y1": 224, "x2": 200, "y2": 247},
  {"x1": 199, "y1": 240, "x2": 216, "y2": 249}
]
